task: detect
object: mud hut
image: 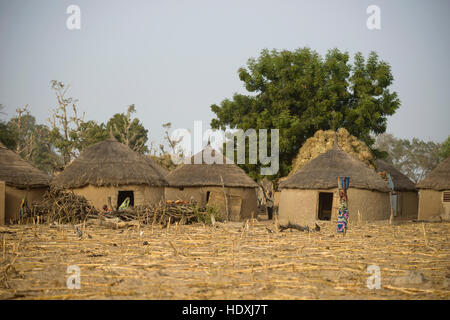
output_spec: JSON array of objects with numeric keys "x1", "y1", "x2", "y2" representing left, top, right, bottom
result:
[
  {"x1": 279, "y1": 145, "x2": 391, "y2": 226},
  {"x1": 0, "y1": 142, "x2": 50, "y2": 224},
  {"x1": 376, "y1": 160, "x2": 418, "y2": 220},
  {"x1": 416, "y1": 156, "x2": 450, "y2": 221},
  {"x1": 165, "y1": 146, "x2": 258, "y2": 221},
  {"x1": 51, "y1": 138, "x2": 168, "y2": 210}
]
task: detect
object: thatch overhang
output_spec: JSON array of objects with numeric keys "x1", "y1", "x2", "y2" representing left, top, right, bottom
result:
[
  {"x1": 376, "y1": 160, "x2": 417, "y2": 192},
  {"x1": 51, "y1": 138, "x2": 168, "y2": 188},
  {"x1": 280, "y1": 145, "x2": 391, "y2": 192},
  {"x1": 0, "y1": 142, "x2": 50, "y2": 189},
  {"x1": 416, "y1": 156, "x2": 450, "y2": 191},
  {"x1": 166, "y1": 146, "x2": 258, "y2": 188}
]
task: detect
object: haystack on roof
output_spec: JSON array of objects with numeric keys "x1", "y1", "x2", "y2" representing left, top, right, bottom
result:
[
  {"x1": 0, "y1": 142, "x2": 50, "y2": 188},
  {"x1": 51, "y1": 138, "x2": 168, "y2": 188},
  {"x1": 376, "y1": 160, "x2": 417, "y2": 191},
  {"x1": 290, "y1": 128, "x2": 376, "y2": 175},
  {"x1": 166, "y1": 146, "x2": 258, "y2": 188},
  {"x1": 280, "y1": 144, "x2": 390, "y2": 192},
  {"x1": 416, "y1": 156, "x2": 450, "y2": 191}
]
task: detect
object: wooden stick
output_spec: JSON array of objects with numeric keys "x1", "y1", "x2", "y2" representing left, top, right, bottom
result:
[{"x1": 220, "y1": 175, "x2": 229, "y2": 221}]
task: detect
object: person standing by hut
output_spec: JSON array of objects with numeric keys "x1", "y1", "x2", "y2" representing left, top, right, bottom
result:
[
  {"x1": 337, "y1": 176, "x2": 350, "y2": 234},
  {"x1": 265, "y1": 191, "x2": 274, "y2": 220}
]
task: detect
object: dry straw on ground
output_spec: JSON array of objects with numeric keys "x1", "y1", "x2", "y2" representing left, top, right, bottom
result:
[{"x1": 0, "y1": 219, "x2": 448, "y2": 300}]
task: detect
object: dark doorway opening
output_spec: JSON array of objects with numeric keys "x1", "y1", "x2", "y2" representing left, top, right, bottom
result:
[
  {"x1": 206, "y1": 191, "x2": 211, "y2": 203},
  {"x1": 318, "y1": 192, "x2": 333, "y2": 220},
  {"x1": 117, "y1": 191, "x2": 134, "y2": 209}
]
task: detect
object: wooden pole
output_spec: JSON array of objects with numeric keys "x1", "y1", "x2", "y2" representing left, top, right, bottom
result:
[{"x1": 220, "y1": 175, "x2": 229, "y2": 221}]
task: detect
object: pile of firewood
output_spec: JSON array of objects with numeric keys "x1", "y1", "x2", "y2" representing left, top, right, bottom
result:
[
  {"x1": 103, "y1": 201, "x2": 220, "y2": 225},
  {"x1": 31, "y1": 189, "x2": 99, "y2": 224},
  {"x1": 26, "y1": 189, "x2": 221, "y2": 226}
]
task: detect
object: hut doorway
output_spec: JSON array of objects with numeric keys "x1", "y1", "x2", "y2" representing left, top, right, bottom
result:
[
  {"x1": 117, "y1": 191, "x2": 134, "y2": 208},
  {"x1": 318, "y1": 192, "x2": 333, "y2": 220}
]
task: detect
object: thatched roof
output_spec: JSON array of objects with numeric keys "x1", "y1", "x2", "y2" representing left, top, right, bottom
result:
[
  {"x1": 166, "y1": 146, "x2": 258, "y2": 188},
  {"x1": 376, "y1": 160, "x2": 417, "y2": 192},
  {"x1": 416, "y1": 156, "x2": 450, "y2": 191},
  {"x1": 145, "y1": 156, "x2": 170, "y2": 177},
  {"x1": 51, "y1": 138, "x2": 168, "y2": 188},
  {"x1": 0, "y1": 142, "x2": 50, "y2": 188},
  {"x1": 280, "y1": 145, "x2": 390, "y2": 192}
]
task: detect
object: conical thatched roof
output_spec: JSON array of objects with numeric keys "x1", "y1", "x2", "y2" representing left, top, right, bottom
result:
[
  {"x1": 280, "y1": 145, "x2": 390, "y2": 192},
  {"x1": 51, "y1": 138, "x2": 168, "y2": 188},
  {"x1": 0, "y1": 142, "x2": 50, "y2": 188},
  {"x1": 416, "y1": 156, "x2": 450, "y2": 191},
  {"x1": 166, "y1": 146, "x2": 258, "y2": 188},
  {"x1": 145, "y1": 156, "x2": 170, "y2": 177},
  {"x1": 376, "y1": 160, "x2": 417, "y2": 192}
]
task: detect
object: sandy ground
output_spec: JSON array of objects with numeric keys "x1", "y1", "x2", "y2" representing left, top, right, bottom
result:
[{"x1": 0, "y1": 218, "x2": 449, "y2": 300}]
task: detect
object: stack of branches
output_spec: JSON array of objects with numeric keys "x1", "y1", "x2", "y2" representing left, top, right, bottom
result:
[
  {"x1": 31, "y1": 188, "x2": 99, "y2": 224},
  {"x1": 103, "y1": 201, "x2": 222, "y2": 226},
  {"x1": 26, "y1": 189, "x2": 222, "y2": 227}
]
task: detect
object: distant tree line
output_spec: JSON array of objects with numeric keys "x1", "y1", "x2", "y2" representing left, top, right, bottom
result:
[
  {"x1": 1, "y1": 48, "x2": 449, "y2": 183},
  {"x1": 0, "y1": 81, "x2": 177, "y2": 174},
  {"x1": 374, "y1": 133, "x2": 449, "y2": 183}
]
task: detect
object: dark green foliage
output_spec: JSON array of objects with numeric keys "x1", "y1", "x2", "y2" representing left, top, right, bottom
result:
[
  {"x1": 211, "y1": 48, "x2": 400, "y2": 178},
  {"x1": 106, "y1": 104, "x2": 149, "y2": 154},
  {"x1": 193, "y1": 204, "x2": 223, "y2": 225},
  {"x1": 439, "y1": 135, "x2": 450, "y2": 161},
  {"x1": 71, "y1": 120, "x2": 109, "y2": 153},
  {"x1": 4, "y1": 111, "x2": 62, "y2": 174}
]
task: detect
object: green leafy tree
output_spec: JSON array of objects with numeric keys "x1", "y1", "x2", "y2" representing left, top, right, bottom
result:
[
  {"x1": 106, "y1": 104, "x2": 148, "y2": 153},
  {"x1": 7, "y1": 106, "x2": 61, "y2": 173},
  {"x1": 0, "y1": 104, "x2": 16, "y2": 149},
  {"x1": 211, "y1": 48, "x2": 400, "y2": 178},
  {"x1": 71, "y1": 120, "x2": 109, "y2": 153},
  {"x1": 26, "y1": 123, "x2": 62, "y2": 174},
  {"x1": 438, "y1": 135, "x2": 450, "y2": 161}
]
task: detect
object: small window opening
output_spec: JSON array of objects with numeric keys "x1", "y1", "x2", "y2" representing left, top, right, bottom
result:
[
  {"x1": 206, "y1": 191, "x2": 211, "y2": 203},
  {"x1": 443, "y1": 191, "x2": 450, "y2": 202},
  {"x1": 318, "y1": 192, "x2": 333, "y2": 221},
  {"x1": 117, "y1": 191, "x2": 134, "y2": 209}
]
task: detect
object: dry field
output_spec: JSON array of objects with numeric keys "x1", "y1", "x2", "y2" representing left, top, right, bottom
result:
[{"x1": 0, "y1": 218, "x2": 449, "y2": 300}]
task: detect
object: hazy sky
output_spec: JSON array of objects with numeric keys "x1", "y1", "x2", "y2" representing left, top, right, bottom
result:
[{"x1": 0, "y1": 0, "x2": 449, "y2": 150}]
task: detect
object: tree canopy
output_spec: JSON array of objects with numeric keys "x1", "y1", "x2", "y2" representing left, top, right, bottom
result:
[
  {"x1": 1, "y1": 105, "x2": 62, "y2": 174},
  {"x1": 0, "y1": 82, "x2": 151, "y2": 174},
  {"x1": 439, "y1": 135, "x2": 450, "y2": 161},
  {"x1": 106, "y1": 104, "x2": 149, "y2": 154},
  {"x1": 210, "y1": 48, "x2": 401, "y2": 178},
  {"x1": 374, "y1": 133, "x2": 442, "y2": 183}
]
